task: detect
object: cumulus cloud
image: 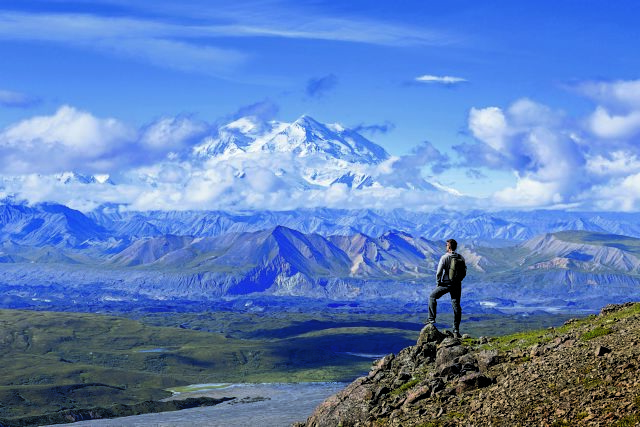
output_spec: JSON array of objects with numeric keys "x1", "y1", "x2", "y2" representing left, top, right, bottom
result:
[
  {"x1": 139, "y1": 115, "x2": 209, "y2": 153},
  {"x1": 464, "y1": 98, "x2": 589, "y2": 208},
  {"x1": 587, "y1": 106, "x2": 640, "y2": 140},
  {"x1": 463, "y1": 87, "x2": 640, "y2": 210},
  {"x1": 0, "y1": 106, "x2": 210, "y2": 174},
  {"x1": 415, "y1": 74, "x2": 467, "y2": 85},
  {"x1": 306, "y1": 74, "x2": 338, "y2": 98},
  {"x1": 0, "y1": 89, "x2": 41, "y2": 108},
  {"x1": 375, "y1": 141, "x2": 450, "y2": 191},
  {"x1": 575, "y1": 79, "x2": 640, "y2": 112}
]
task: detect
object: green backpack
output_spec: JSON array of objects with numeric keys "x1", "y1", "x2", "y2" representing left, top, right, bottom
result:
[{"x1": 448, "y1": 254, "x2": 467, "y2": 282}]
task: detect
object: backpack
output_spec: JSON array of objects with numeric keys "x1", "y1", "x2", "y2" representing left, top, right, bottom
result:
[{"x1": 448, "y1": 254, "x2": 466, "y2": 282}]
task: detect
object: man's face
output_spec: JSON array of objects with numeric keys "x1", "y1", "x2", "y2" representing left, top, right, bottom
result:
[{"x1": 446, "y1": 242, "x2": 451, "y2": 251}]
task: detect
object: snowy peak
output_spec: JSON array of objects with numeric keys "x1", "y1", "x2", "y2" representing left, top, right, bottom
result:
[
  {"x1": 193, "y1": 115, "x2": 389, "y2": 165},
  {"x1": 262, "y1": 115, "x2": 389, "y2": 164},
  {"x1": 54, "y1": 172, "x2": 115, "y2": 185}
]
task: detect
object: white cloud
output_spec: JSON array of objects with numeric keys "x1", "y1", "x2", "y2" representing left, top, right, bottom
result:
[
  {"x1": 0, "y1": 105, "x2": 136, "y2": 173},
  {"x1": 466, "y1": 98, "x2": 590, "y2": 208},
  {"x1": 493, "y1": 177, "x2": 564, "y2": 208},
  {"x1": 576, "y1": 79, "x2": 640, "y2": 112},
  {"x1": 140, "y1": 116, "x2": 208, "y2": 151},
  {"x1": 589, "y1": 173, "x2": 640, "y2": 212},
  {"x1": 0, "y1": 106, "x2": 210, "y2": 175},
  {"x1": 588, "y1": 106, "x2": 640, "y2": 139},
  {"x1": 468, "y1": 107, "x2": 507, "y2": 151},
  {"x1": 415, "y1": 74, "x2": 467, "y2": 85},
  {"x1": 586, "y1": 151, "x2": 640, "y2": 177}
]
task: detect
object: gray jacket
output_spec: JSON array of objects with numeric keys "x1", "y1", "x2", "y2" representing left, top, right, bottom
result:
[{"x1": 436, "y1": 251, "x2": 466, "y2": 285}]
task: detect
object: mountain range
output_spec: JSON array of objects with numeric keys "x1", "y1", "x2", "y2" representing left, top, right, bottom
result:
[{"x1": 1, "y1": 201, "x2": 639, "y2": 313}]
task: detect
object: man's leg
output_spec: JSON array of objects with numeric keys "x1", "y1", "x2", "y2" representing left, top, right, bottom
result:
[
  {"x1": 450, "y1": 283, "x2": 462, "y2": 333},
  {"x1": 428, "y1": 286, "x2": 450, "y2": 325}
]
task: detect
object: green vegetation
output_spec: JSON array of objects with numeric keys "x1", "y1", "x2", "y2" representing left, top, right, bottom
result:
[
  {"x1": 0, "y1": 308, "x2": 416, "y2": 420},
  {"x1": 391, "y1": 378, "x2": 420, "y2": 396},
  {"x1": 482, "y1": 303, "x2": 640, "y2": 355},
  {"x1": 0, "y1": 305, "x2": 600, "y2": 422},
  {"x1": 553, "y1": 230, "x2": 640, "y2": 255},
  {"x1": 580, "y1": 326, "x2": 613, "y2": 341}
]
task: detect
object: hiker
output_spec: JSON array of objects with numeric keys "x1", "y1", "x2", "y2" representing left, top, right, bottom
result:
[{"x1": 427, "y1": 238, "x2": 466, "y2": 338}]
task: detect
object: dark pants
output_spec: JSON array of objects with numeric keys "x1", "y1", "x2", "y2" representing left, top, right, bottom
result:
[{"x1": 428, "y1": 283, "x2": 461, "y2": 330}]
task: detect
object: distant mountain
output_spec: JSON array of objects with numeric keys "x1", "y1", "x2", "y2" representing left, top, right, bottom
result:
[
  {"x1": 0, "y1": 202, "x2": 108, "y2": 248},
  {"x1": 521, "y1": 231, "x2": 640, "y2": 273},
  {"x1": 86, "y1": 206, "x2": 640, "y2": 242},
  {"x1": 1, "y1": 207, "x2": 640, "y2": 313},
  {"x1": 193, "y1": 115, "x2": 390, "y2": 165}
]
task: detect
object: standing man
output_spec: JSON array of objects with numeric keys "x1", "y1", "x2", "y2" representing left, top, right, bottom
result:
[{"x1": 428, "y1": 238, "x2": 466, "y2": 338}]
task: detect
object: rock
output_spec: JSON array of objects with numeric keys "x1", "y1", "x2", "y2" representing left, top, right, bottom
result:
[
  {"x1": 439, "y1": 336, "x2": 462, "y2": 348},
  {"x1": 456, "y1": 372, "x2": 494, "y2": 393},
  {"x1": 600, "y1": 302, "x2": 635, "y2": 316},
  {"x1": 404, "y1": 385, "x2": 432, "y2": 406},
  {"x1": 530, "y1": 344, "x2": 541, "y2": 357},
  {"x1": 368, "y1": 354, "x2": 395, "y2": 378},
  {"x1": 476, "y1": 350, "x2": 499, "y2": 372},
  {"x1": 303, "y1": 376, "x2": 373, "y2": 427},
  {"x1": 417, "y1": 324, "x2": 447, "y2": 345},
  {"x1": 438, "y1": 362, "x2": 461, "y2": 377},
  {"x1": 595, "y1": 345, "x2": 611, "y2": 357},
  {"x1": 435, "y1": 345, "x2": 468, "y2": 371}
]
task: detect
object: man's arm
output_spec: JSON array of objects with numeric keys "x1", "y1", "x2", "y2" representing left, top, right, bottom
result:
[{"x1": 435, "y1": 254, "x2": 445, "y2": 284}]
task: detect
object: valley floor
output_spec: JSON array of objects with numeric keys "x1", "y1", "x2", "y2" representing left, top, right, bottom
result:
[{"x1": 47, "y1": 382, "x2": 346, "y2": 427}]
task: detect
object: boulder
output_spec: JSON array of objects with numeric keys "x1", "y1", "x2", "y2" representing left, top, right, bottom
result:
[
  {"x1": 304, "y1": 376, "x2": 373, "y2": 427},
  {"x1": 417, "y1": 324, "x2": 447, "y2": 346},
  {"x1": 476, "y1": 350, "x2": 499, "y2": 372},
  {"x1": 456, "y1": 372, "x2": 494, "y2": 393},
  {"x1": 435, "y1": 344, "x2": 468, "y2": 371}
]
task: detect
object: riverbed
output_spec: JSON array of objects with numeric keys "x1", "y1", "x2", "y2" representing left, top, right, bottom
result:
[{"x1": 49, "y1": 382, "x2": 347, "y2": 427}]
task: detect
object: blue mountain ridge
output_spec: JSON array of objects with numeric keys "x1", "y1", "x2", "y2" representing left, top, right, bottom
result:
[{"x1": 1, "y1": 202, "x2": 640, "y2": 313}]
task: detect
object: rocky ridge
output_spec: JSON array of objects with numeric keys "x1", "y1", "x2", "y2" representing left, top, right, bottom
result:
[{"x1": 298, "y1": 302, "x2": 640, "y2": 426}]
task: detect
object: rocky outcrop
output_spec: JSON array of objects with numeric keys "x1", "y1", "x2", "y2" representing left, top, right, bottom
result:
[{"x1": 299, "y1": 302, "x2": 640, "y2": 426}]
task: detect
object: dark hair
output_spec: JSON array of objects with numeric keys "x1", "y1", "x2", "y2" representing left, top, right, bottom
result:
[{"x1": 446, "y1": 238, "x2": 458, "y2": 251}]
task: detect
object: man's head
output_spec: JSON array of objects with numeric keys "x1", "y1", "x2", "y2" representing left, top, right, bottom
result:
[{"x1": 446, "y1": 238, "x2": 457, "y2": 252}]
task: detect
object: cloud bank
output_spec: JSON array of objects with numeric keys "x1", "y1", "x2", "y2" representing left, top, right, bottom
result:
[
  {"x1": 3, "y1": 79, "x2": 640, "y2": 213},
  {"x1": 461, "y1": 80, "x2": 640, "y2": 211}
]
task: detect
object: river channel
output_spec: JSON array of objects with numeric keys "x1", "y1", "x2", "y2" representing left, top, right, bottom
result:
[{"x1": 49, "y1": 382, "x2": 347, "y2": 427}]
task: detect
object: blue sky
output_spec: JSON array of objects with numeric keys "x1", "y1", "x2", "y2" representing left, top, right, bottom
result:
[{"x1": 1, "y1": 1, "x2": 640, "y2": 211}]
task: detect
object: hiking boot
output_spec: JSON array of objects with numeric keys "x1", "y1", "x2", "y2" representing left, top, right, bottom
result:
[{"x1": 453, "y1": 330, "x2": 462, "y2": 339}]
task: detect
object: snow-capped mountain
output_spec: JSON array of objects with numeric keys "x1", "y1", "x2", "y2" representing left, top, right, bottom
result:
[
  {"x1": 55, "y1": 172, "x2": 115, "y2": 185},
  {"x1": 194, "y1": 115, "x2": 390, "y2": 165},
  {"x1": 192, "y1": 114, "x2": 391, "y2": 189}
]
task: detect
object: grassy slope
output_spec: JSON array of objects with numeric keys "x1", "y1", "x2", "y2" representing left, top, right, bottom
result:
[
  {"x1": 553, "y1": 230, "x2": 640, "y2": 255},
  {"x1": 0, "y1": 309, "x2": 416, "y2": 419}
]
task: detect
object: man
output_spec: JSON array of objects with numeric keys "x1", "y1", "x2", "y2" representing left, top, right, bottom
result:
[{"x1": 427, "y1": 238, "x2": 466, "y2": 338}]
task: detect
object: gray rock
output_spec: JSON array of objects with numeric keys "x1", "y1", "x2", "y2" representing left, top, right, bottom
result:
[
  {"x1": 435, "y1": 345, "x2": 468, "y2": 371},
  {"x1": 476, "y1": 350, "x2": 499, "y2": 372},
  {"x1": 456, "y1": 372, "x2": 494, "y2": 393},
  {"x1": 417, "y1": 324, "x2": 447, "y2": 346}
]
